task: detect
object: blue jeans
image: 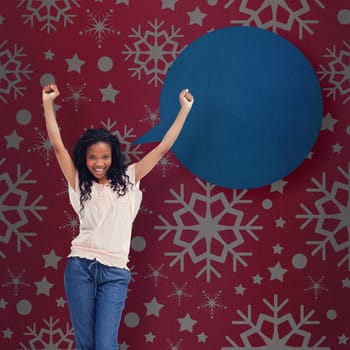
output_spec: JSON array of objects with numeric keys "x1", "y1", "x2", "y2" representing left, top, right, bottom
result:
[{"x1": 64, "y1": 257, "x2": 130, "y2": 350}]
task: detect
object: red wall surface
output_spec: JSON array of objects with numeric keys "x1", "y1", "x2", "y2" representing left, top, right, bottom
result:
[{"x1": 1, "y1": 1, "x2": 349, "y2": 349}]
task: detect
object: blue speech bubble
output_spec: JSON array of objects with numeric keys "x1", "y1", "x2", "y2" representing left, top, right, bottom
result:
[{"x1": 135, "y1": 26, "x2": 323, "y2": 189}]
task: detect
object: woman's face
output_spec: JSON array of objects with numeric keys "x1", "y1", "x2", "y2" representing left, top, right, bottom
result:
[{"x1": 86, "y1": 142, "x2": 112, "y2": 184}]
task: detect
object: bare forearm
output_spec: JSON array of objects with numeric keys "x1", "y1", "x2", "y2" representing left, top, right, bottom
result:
[
  {"x1": 43, "y1": 101, "x2": 64, "y2": 151},
  {"x1": 161, "y1": 106, "x2": 191, "y2": 152},
  {"x1": 134, "y1": 89, "x2": 193, "y2": 183}
]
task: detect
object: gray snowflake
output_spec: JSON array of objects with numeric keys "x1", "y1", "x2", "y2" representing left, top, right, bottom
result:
[
  {"x1": 168, "y1": 281, "x2": 192, "y2": 306},
  {"x1": 27, "y1": 127, "x2": 54, "y2": 167},
  {"x1": 80, "y1": 9, "x2": 118, "y2": 48},
  {"x1": 144, "y1": 263, "x2": 168, "y2": 287},
  {"x1": 59, "y1": 209, "x2": 79, "y2": 238},
  {"x1": 18, "y1": 0, "x2": 80, "y2": 34},
  {"x1": 122, "y1": 18, "x2": 184, "y2": 86},
  {"x1": 167, "y1": 338, "x2": 183, "y2": 350},
  {"x1": 222, "y1": 294, "x2": 330, "y2": 349},
  {"x1": 0, "y1": 40, "x2": 33, "y2": 103},
  {"x1": 0, "y1": 162, "x2": 47, "y2": 259},
  {"x1": 318, "y1": 41, "x2": 350, "y2": 104},
  {"x1": 56, "y1": 177, "x2": 69, "y2": 198},
  {"x1": 304, "y1": 275, "x2": 328, "y2": 300},
  {"x1": 139, "y1": 104, "x2": 160, "y2": 127},
  {"x1": 197, "y1": 289, "x2": 227, "y2": 319},
  {"x1": 19, "y1": 316, "x2": 74, "y2": 349},
  {"x1": 226, "y1": 0, "x2": 325, "y2": 40},
  {"x1": 296, "y1": 162, "x2": 350, "y2": 270},
  {"x1": 156, "y1": 153, "x2": 178, "y2": 178},
  {"x1": 156, "y1": 178, "x2": 263, "y2": 282},
  {"x1": 2, "y1": 268, "x2": 30, "y2": 296},
  {"x1": 61, "y1": 82, "x2": 91, "y2": 112}
]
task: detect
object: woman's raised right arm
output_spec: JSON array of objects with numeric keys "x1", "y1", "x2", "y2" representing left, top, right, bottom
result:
[{"x1": 42, "y1": 84, "x2": 76, "y2": 189}]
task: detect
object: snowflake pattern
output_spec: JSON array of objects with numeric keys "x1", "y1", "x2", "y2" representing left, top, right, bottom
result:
[
  {"x1": 168, "y1": 282, "x2": 192, "y2": 306},
  {"x1": 226, "y1": 0, "x2": 325, "y2": 40},
  {"x1": 1, "y1": 1, "x2": 348, "y2": 349},
  {"x1": 140, "y1": 104, "x2": 160, "y2": 127},
  {"x1": 59, "y1": 209, "x2": 79, "y2": 238},
  {"x1": 156, "y1": 153, "x2": 179, "y2": 178},
  {"x1": 318, "y1": 41, "x2": 350, "y2": 104},
  {"x1": 56, "y1": 178, "x2": 69, "y2": 198},
  {"x1": 27, "y1": 127, "x2": 54, "y2": 167},
  {"x1": 18, "y1": 0, "x2": 80, "y2": 34},
  {"x1": 61, "y1": 82, "x2": 92, "y2": 112},
  {"x1": 296, "y1": 162, "x2": 350, "y2": 270},
  {"x1": 0, "y1": 40, "x2": 33, "y2": 103},
  {"x1": 2, "y1": 269, "x2": 30, "y2": 296},
  {"x1": 0, "y1": 162, "x2": 47, "y2": 259},
  {"x1": 144, "y1": 263, "x2": 168, "y2": 287},
  {"x1": 167, "y1": 338, "x2": 183, "y2": 350},
  {"x1": 156, "y1": 178, "x2": 263, "y2": 282},
  {"x1": 18, "y1": 316, "x2": 74, "y2": 350},
  {"x1": 304, "y1": 275, "x2": 328, "y2": 300},
  {"x1": 122, "y1": 18, "x2": 184, "y2": 86},
  {"x1": 222, "y1": 294, "x2": 330, "y2": 349},
  {"x1": 197, "y1": 289, "x2": 227, "y2": 319},
  {"x1": 80, "y1": 9, "x2": 118, "y2": 48}
]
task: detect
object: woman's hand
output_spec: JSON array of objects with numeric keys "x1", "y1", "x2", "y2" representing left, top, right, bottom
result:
[
  {"x1": 179, "y1": 89, "x2": 194, "y2": 110},
  {"x1": 42, "y1": 84, "x2": 60, "y2": 103}
]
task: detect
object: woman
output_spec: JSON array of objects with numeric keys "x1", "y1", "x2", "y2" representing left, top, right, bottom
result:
[{"x1": 42, "y1": 84, "x2": 193, "y2": 350}]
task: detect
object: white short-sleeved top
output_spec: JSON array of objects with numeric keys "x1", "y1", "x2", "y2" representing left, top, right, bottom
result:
[{"x1": 68, "y1": 164, "x2": 142, "y2": 269}]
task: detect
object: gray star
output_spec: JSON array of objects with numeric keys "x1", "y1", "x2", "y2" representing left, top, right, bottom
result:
[
  {"x1": 161, "y1": 0, "x2": 178, "y2": 10},
  {"x1": 145, "y1": 331, "x2": 155, "y2": 342},
  {"x1": 5, "y1": 130, "x2": 23, "y2": 150},
  {"x1": 144, "y1": 297, "x2": 164, "y2": 317},
  {"x1": 44, "y1": 49, "x2": 55, "y2": 60},
  {"x1": 321, "y1": 112, "x2": 338, "y2": 131},
  {"x1": 0, "y1": 298, "x2": 8, "y2": 309},
  {"x1": 338, "y1": 334, "x2": 349, "y2": 345},
  {"x1": 116, "y1": 0, "x2": 129, "y2": 4},
  {"x1": 332, "y1": 142, "x2": 343, "y2": 154},
  {"x1": 3, "y1": 328, "x2": 13, "y2": 339},
  {"x1": 275, "y1": 217, "x2": 286, "y2": 228},
  {"x1": 252, "y1": 273, "x2": 263, "y2": 285},
  {"x1": 268, "y1": 262, "x2": 288, "y2": 282},
  {"x1": 342, "y1": 277, "x2": 350, "y2": 288},
  {"x1": 178, "y1": 313, "x2": 197, "y2": 333},
  {"x1": 65, "y1": 54, "x2": 85, "y2": 73},
  {"x1": 56, "y1": 297, "x2": 67, "y2": 308},
  {"x1": 270, "y1": 179, "x2": 288, "y2": 193},
  {"x1": 197, "y1": 332, "x2": 208, "y2": 343},
  {"x1": 187, "y1": 6, "x2": 207, "y2": 26},
  {"x1": 100, "y1": 83, "x2": 119, "y2": 103},
  {"x1": 272, "y1": 243, "x2": 283, "y2": 254},
  {"x1": 119, "y1": 341, "x2": 129, "y2": 350},
  {"x1": 235, "y1": 283, "x2": 246, "y2": 295},
  {"x1": 34, "y1": 276, "x2": 54, "y2": 296},
  {"x1": 43, "y1": 249, "x2": 62, "y2": 269}
]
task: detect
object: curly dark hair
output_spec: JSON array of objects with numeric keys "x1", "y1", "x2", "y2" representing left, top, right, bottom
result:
[{"x1": 72, "y1": 128, "x2": 132, "y2": 213}]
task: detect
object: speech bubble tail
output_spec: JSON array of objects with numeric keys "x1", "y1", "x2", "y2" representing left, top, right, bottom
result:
[{"x1": 133, "y1": 123, "x2": 167, "y2": 144}]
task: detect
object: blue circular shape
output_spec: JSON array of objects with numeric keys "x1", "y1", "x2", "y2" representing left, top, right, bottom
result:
[{"x1": 154, "y1": 27, "x2": 322, "y2": 189}]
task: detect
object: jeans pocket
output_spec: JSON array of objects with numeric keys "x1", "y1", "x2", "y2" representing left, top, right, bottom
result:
[{"x1": 104, "y1": 265, "x2": 131, "y2": 285}]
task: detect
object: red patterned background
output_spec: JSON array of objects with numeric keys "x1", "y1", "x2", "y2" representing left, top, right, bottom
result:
[{"x1": 1, "y1": 1, "x2": 349, "y2": 349}]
